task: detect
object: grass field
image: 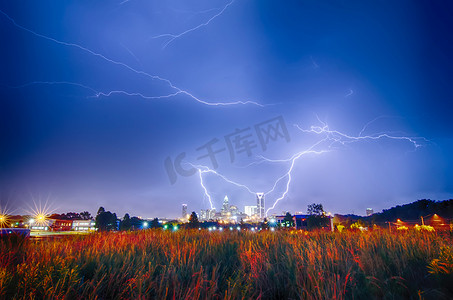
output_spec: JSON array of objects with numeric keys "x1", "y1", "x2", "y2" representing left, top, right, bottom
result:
[{"x1": 1, "y1": 229, "x2": 453, "y2": 299}]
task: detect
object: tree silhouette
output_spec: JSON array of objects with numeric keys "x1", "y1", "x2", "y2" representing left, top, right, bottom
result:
[
  {"x1": 120, "y1": 213, "x2": 131, "y2": 231},
  {"x1": 283, "y1": 212, "x2": 294, "y2": 227},
  {"x1": 151, "y1": 218, "x2": 160, "y2": 228},
  {"x1": 188, "y1": 212, "x2": 199, "y2": 228},
  {"x1": 80, "y1": 211, "x2": 92, "y2": 220},
  {"x1": 95, "y1": 207, "x2": 118, "y2": 231}
]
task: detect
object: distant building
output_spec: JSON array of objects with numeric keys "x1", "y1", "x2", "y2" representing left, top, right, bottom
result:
[
  {"x1": 366, "y1": 208, "x2": 373, "y2": 216},
  {"x1": 207, "y1": 208, "x2": 216, "y2": 220},
  {"x1": 229, "y1": 205, "x2": 238, "y2": 216},
  {"x1": 221, "y1": 195, "x2": 230, "y2": 216},
  {"x1": 244, "y1": 205, "x2": 257, "y2": 217},
  {"x1": 51, "y1": 219, "x2": 73, "y2": 231},
  {"x1": 199, "y1": 209, "x2": 207, "y2": 221},
  {"x1": 275, "y1": 214, "x2": 333, "y2": 231},
  {"x1": 182, "y1": 204, "x2": 188, "y2": 219},
  {"x1": 72, "y1": 220, "x2": 96, "y2": 231},
  {"x1": 256, "y1": 193, "x2": 265, "y2": 218}
]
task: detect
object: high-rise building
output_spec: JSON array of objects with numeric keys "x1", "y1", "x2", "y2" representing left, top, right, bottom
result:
[
  {"x1": 207, "y1": 208, "x2": 216, "y2": 220},
  {"x1": 182, "y1": 204, "x2": 187, "y2": 219},
  {"x1": 256, "y1": 193, "x2": 265, "y2": 218},
  {"x1": 221, "y1": 195, "x2": 230, "y2": 216},
  {"x1": 199, "y1": 209, "x2": 207, "y2": 221},
  {"x1": 230, "y1": 205, "x2": 238, "y2": 216},
  {"x1": 366, "y1": 208, "x2": 373, "y2": 216},
  {"x1": 244, "y1": 205, "x2": 257, "y2": 217}
]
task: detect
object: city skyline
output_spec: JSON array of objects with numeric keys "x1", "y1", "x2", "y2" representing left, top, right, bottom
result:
[{"x1": 1, "y1": 1, "x2": 452, "y2": 219}]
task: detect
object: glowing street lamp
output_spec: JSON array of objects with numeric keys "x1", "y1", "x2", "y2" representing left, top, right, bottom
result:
[{"x1": 0, "y1": 214, "x2": 8, "y2": 227}]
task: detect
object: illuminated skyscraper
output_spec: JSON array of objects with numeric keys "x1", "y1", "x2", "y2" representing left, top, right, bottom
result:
[
  {"x1": 182, "y1": 204, "x2": 187, "y2": 219},
  {"x1": 256, "y1": 193, "x2": 265, "y2": 218},
  {"x1": 222, "y1": 195, "x2": 230, "y2": 215}
]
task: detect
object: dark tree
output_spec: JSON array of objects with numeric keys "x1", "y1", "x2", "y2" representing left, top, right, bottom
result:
[
  {"x1": 307, "y1": 203, "x2": 329, "y2": 229},
  {"x1": 307, "y1": 215, "x2": 330, "y2": 229},
  {"x1": 188, "y1": 212, "x2": 199, "y2": 228},
  {"x1": 97, "y1": 207, "x2": 105, "y2": 215},
  {"x1": 120, "y1": 213, "x2": 132, "y2": 231},
  {"x1": 130, "y1": 217, "x2": 143, "y2": 230},
  {"x1": 283, "y1": 212, "x2": 294, "y2": 227},
  {"x1": 151, "y1": 218, "x2": 160, "y2": 228},
  {"x1": 95, "y1": 207, "x2": 118, "y2": 231},
  {"x1": 111, "y1": 213, "x2": 118, "y2": 230},
  {"x1": 80, "y1": 211, "x2": 92, "y2": 220}
]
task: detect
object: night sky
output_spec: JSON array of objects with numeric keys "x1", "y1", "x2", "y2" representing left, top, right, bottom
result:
[{"x1": 1, "y1": 1, "x2": 452, "y2": 219}]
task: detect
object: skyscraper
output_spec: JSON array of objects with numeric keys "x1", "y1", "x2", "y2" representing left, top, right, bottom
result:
[
  {"x1": 182, "y1": 204, "x2": 187, "y2": 219},
  {"x1": 256, "y1": 193, "x2": 265, "y2": 218},
  {"x1": 199, "y1": 209, "x2": 207, "y2": 221},
  {"x1": 222, "y1": 195, "x2": 230, "y2": 215}
]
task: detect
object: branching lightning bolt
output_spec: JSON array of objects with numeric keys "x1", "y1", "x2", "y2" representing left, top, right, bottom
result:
[
  {"x1": 191, "y1": 116, "x2": 428, "y2": 217},
  {"x1": 0, "y1": 9, "x2": 263, "y2": 107},
  {"x1": 151, "y1": 0, "x2": 235, "y2": 48},
  {"x1": 294, "y1": 116, "x2": 428, "y2": 149}
]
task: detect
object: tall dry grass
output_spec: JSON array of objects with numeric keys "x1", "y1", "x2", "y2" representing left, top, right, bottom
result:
[{"x1": 1, "y1": 229, "x2": 452, "y2": 299}]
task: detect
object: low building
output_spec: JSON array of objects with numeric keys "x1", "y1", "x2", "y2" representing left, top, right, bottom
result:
[
  {"x1": 72, "y1": 220, "x2": 96, "y2": 231},
  {"x1": 275, "y1": 214, "x2": 333, "y2": 230},
  {"x1": 51, "y1": 219, "x2": 73, "y2": 231}
]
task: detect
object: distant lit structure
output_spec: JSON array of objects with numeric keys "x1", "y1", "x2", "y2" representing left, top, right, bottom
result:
[
  {"x1": 0, "y1": 214, "x2": 9, "y2": 227},
  {"x1": 230, "y1": 205, "x2": 238, "y2": 216},
  {"x1": 51, "y1": 219, "x2": 73, "y2": 231},
  {"x1": 366, "y1": 208, "x2": 373, "y2": 216},
  {"x1": 256, "y1": 193, "x2": 265, "y2": 218},
  {"x1": 72, "y1": 220, "x2": 96, "y2": 231},
  {"x1": 244, "y1": 205, "x2": 257, "y2": 217},
  {"x1": 199, "y1": 209, "x2": 207, "y2": 221},
  {"x1": 207, "y1": 208, "x2": 216, "y2": 220},
  {"x1": 182, "y1": 204, "x2": 188, "y2": 219},
  {"x1": 221, "y1": 195, "x2": 230, "y2": 216}
]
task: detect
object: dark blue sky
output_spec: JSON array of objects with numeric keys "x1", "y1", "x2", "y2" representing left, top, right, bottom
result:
[{"x1": 1, "y1": 0, "x2": 452, "y2": 218}]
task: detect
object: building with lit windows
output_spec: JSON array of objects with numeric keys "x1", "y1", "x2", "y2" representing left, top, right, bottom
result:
[
  {"x1": 72, "y1": 220, "x2": 96, "y2": 231},
  {"x1": 256, "y1": 193, "x2": 265, "y2": 219},
  {"x1": 244, "y1": 205, "x2": 257, "y2": 217}
]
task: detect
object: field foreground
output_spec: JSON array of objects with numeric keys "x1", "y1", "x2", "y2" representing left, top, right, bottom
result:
[{"x1": 1, "y1": 230, "x2": 453, "y2": 299}]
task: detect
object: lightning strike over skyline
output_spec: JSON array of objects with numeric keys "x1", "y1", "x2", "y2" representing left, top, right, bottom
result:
[
  {"x1": 188, "y1": 117, "x2": 429, "y2": 217},
  {"x1": 2, "y1": 1, "x2": 451, "y2": 219}
]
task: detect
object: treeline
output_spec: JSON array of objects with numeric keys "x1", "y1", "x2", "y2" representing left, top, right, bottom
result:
[
  {"x1": 49, "y1": 211, "x2": 92, "y2": 220},
  {"x1": 335, "y1": 199, "x2": 453, "y2": 225}
]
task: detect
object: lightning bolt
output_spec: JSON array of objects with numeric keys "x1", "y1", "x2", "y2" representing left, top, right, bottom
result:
[
  {"x1": 0, "y1": 9, "x2": 263, "y2": 107},
  {"x1": 294, "y1": 116, "x2": 428, "y2": 149},
  {"x1": 190, "y1": 116, "x2": 428, "y2": 217},
  {"x1": 151, "y1": 0, "x2": 235, "y2": 48},
  {"x1": 7, "y1": 81, "x2": 264, "y2": 106}
]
